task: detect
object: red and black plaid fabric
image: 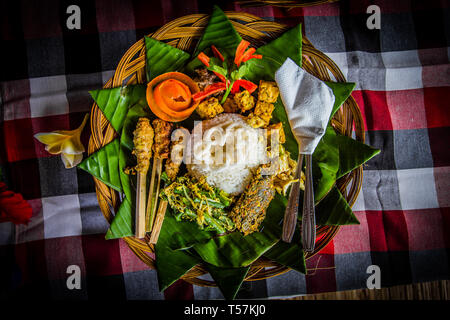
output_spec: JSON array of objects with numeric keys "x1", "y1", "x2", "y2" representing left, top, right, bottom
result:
[{"x1": 1, "y1": 0, "x2": 449, "y2": 299}]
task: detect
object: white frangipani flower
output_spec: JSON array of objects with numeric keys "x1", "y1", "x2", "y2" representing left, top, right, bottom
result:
[{"x1": 34, "y1": 113, "x2": 89, "y2": 168}]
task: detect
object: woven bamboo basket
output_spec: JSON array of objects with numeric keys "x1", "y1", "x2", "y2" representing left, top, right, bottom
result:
[{"x1": 88, "y1": 12, "x2": 365, "y2": 287}]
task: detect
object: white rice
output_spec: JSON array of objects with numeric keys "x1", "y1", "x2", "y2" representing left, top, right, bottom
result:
[{"x1": 186, "y1": 114, "x2": 268, "y2": 195}]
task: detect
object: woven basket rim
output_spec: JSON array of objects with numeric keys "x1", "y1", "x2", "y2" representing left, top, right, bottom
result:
[{"x1": 88, "y1": 11, "x2": 365, "y2": 287}]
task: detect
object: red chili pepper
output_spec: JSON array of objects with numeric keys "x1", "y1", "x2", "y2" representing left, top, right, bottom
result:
[
  {"x1": 234, "y1": 40, "x2": 250, "y2": 66},
  {"x1": 239, "y1": 47, "x2": 256, "y2": 64},
  {"x1": 197, "y1": 52, "x2": 210, "y2": 67},
  {"x1": 192, "y1": 82, "x2": 227, "y2": 101},
  {"x1": 231, "y1": 79, "x2": 258, "y2": 94},
  {"x1": 242, "y1": 53, "x2": 262, "y2": 63},
  {"x1": 211, "y1": 45, "x2": 224, "y2": 62},
  {"x1": 213, "y1": 71, "x2": 227, "y2": 84}
]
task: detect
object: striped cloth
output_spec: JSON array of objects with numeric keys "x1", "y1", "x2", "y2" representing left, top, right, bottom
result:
[{"x1": 0, "y1": 0, "x2": 449, "y2": 299}]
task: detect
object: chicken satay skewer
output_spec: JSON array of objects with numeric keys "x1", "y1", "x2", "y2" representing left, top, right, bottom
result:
[
  {"x1": 132, "y1": 118, "x2": 154, "y2": 238},
  {"x1": 146, "y1": 119, "x2": 173, "y2": 232},
  {"x1": 149, "y1": 127, "x2": 187, "y2": 244}
]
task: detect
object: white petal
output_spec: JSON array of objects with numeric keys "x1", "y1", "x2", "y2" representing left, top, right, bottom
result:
[{"x1": 61, "y1": 153, "x2": 84, "y2": 168}]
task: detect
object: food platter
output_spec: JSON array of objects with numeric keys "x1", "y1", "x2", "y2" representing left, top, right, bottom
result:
[{"x1": 84, "y1": 9, "x2": 373, "y2": 296}]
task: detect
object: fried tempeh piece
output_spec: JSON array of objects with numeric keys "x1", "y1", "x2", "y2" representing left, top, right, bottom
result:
[
  {"x1": 196, "y1": 97, "x2": 224, "y2": 119},
  {"x1": 247, "y1": 82, "x2": 279, "y2": 128},
  {"x1": 230, "y1": 169, "x2": 275, "y2": 236},
  {"x1": 258, "y1": 80, "x2": 279, "y2": 103},
  {"x1": 234, "y1": 90, "x2": 255, "y2": 113},
  {"x1": 247, "y1": 101, "x2": 275, "y2": 128}
]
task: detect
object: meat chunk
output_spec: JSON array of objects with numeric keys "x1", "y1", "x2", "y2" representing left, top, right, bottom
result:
[
  {"x1": 193, "y1": 68, "x2": 218, "y2": 91},
  {"x1": 132, "y1": 117, "x2": 154, "y2": 173},
  {"x1": 196, "y1": 97, "x2": 224, "y2": 119},
  {"x1": 222, "y1": 95, "x2": 240, "y2": 113},
  {"x1": 165, "y1": 127, "x2": 187, "y2": 181},
  {"x1": 152, "y1": 119, "x2": 173, "y2": 159}
]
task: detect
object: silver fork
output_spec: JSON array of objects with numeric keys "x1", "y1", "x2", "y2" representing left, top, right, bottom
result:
[
  {"x1": 281, "y1": 152, "x2": 316, "y2": 253},
  {"x1": 281, "y1": 153, "x2": 303, "y2": 243}
]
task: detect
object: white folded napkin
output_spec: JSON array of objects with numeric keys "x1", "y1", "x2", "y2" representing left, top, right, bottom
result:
[{"x1": 275, "y1": 58, "x2": 335, "y2": 154}]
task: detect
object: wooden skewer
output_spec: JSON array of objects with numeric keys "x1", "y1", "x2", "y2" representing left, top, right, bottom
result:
[
  {"x1": 135, "y1": 172, "x2": 147, "y2": 238},
  {"x1": 145, "y1": 158, "x2": 158, "y2": 232},
  {"x1": 146, "y1": 158, "x2": 163, "y2": 232},
  {"x1": 152, "y1": 159, "x2": 163, "y2": 221},
  {"x1": 149, "y1": 200, "x2": 168, "y2": 244}
]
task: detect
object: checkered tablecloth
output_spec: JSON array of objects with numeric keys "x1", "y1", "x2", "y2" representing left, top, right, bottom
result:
[{"x1": 1, "y1": 0, "x2": 449, "y2": 300}]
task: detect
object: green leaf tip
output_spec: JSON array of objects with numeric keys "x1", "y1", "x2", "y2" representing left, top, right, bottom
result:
[
  {"x1": 77, "y1": 139, "x2": 122, "y2": 192},
  {"x1": 193, "y1": 5, "x2": 242, "y2": 56},
  {"x1": 144, "y1": 36, "x2": 191, "y2": 82}
]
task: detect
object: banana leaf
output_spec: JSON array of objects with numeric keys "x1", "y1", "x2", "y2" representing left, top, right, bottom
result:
[
  {"x1": 78, "y1": 139, "x2": 122, "y2": 192},
  {"x1": 155, "y1": 210, "x2": 202, "y2": 291},
  {"x1": 193, "y1": 6, "x2": 242, "y2": 57},
  {"x1": 145, "y1": 36, "x2": 191, "y2": 82},
  {"x1": 314, "y1": 186, "x2": 359, "y2": 226},
  {"x1": 264, "y1": 235, "x2": 306, "y2": 274},
  {"x1": 244, "y1": 23, "x2": 303, "y2": 82},
  {"x1": 105, "y1": 197, "x2": 134, "y2": 239},
  {"x1": 206, "y1": 264, "x2": 250, "y2": 300},
  {"x1": 325, "y1": 81, "x2": 356, "y2": 120},
  {"x1": 89, "y1": 84, "x2": 146, "y2": 133},
  {"x1": 335, "y1": 134, "x2": 380, "y2": 179},
  {"x1": 163, "y1": 207, "x2": 217, "y2": 251},
  {"x1": 310, "y1": 126, "x2": 340, "y2": 203}
]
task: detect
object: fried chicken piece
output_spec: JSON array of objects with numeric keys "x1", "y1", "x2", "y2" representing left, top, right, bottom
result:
[
  {"x1": 165, "y1": 127, "x2": 187, "y2": 181},
  {"x1": 273, "y1": 146, "x2": 304, "y2": 196},
  {"x1": 132, "y1": 117, "x2": 154, "y2": 173},
  {"x1": 247, "y1": 101, "x2": 275, "y2": 128},
  {"x1": 230, "y1": 168, "x2": 275, "y2": 236},
  {"x1": 273, "y1": 172, "x2": 304, "y2": 196},
  {"x1": 152, "y1": 119, "x2": 173, "y2": 159},
  {"x1": 267, "y1": 122, "x2": 286, "y2": 144},
  {"x1": 222, "y1": 95, "x2": 240, "y2": 113},
  {"x1": 246, "y1": 114, "x2": 267, "y2": 128},
  {"x1": 234, "y1": 90, "x2": 255, "y2": 113},
  {"x1": 258, "y1": 80, "x2": 279, "y2": 103},
  {"x1": 196, "y1": 97, "x2": 224, "y2": 119}
]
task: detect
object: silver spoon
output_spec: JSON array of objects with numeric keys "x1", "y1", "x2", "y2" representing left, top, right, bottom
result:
[{"x1": 302, "y1": 154, "x2": 315, "y2": 252}]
